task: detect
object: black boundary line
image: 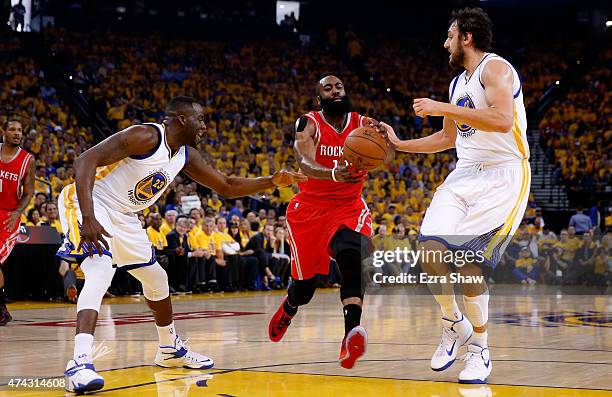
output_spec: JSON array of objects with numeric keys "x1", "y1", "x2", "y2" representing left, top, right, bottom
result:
[
  {"x1": 1, "y1": 338, "x2": 610, "y2": 354},
  {"x1": 74, "y1": 360, "x2": 612, "y2": 394},
  {"x1": 5, "y1": 361, "x2": 610, "y2": 394}
]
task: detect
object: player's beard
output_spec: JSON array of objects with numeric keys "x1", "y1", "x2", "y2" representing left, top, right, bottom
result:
[
  {"x1": 449, "y1": 42, "x2": 465, "y2": 69},
  {"x1": 320, "y1": 95, "x2": 352, "y2": 118}
]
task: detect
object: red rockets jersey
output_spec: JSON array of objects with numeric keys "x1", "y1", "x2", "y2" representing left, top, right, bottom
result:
[
  {"x1": 297, "y1": 111, "x2": 367, "y2": 202},
  {"x1": 0, "y1": 144, "x2": 33, "y2": 211}
]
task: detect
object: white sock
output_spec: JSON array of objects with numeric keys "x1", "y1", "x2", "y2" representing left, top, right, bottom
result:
[
  {"x1": 74, "y1": 333, "x2": 94, "y2": 362},
  {"x1": 471, "y1": 330, "x2": 488, "y2": 347},
  {"x1": 156, "y1": 322, "x2": 177, "y2": 346},
  {"x1": 433, "y1": 293, "x2": 462, "y2": 321}
]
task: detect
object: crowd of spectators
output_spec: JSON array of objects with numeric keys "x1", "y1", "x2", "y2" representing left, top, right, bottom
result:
[
  {"x1": 1, "y1": 28, "x2": 610, "y2": 300},
  {"x1": 539, "y1": 48, "x2": 611, "y2": 207},
  {"x1": 370, "y1": 209, "x2": 611, "y2": 288}
]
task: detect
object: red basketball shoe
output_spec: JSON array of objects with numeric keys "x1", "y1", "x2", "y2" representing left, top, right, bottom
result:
[
  {"x1": 339, "y1": 326, "x2": 368, "y2": 369},
  {"x1": 268, "y1": 297, "x2": 294, "y2": 342}
]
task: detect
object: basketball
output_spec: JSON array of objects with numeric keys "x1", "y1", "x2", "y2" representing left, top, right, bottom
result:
[{"x1": 343, "y1": 126, "x2": 390, "y2": 171}]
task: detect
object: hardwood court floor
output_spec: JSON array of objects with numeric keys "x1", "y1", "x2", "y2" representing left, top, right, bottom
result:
[{"x1": 0, "y1": 286, "x2": 610, "y2": 396}]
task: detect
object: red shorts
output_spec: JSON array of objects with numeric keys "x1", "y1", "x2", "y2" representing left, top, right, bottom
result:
[
  {"x1": 285, "y1": 195, "x2": 372, "y2": 280},
  {"x1": 0, "y1": 210, "x2": 20, "y2": 265}
]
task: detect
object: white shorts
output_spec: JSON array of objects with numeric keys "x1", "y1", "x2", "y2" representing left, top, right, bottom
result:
[
  {"x1": 419, "y1": 160, "x2": 531, "y2": 267},
  {"x1": 56, "y1": 185, "x2": 155, "y2": 269}
]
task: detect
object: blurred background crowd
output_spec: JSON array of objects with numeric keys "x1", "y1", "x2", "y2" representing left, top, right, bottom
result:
[{"x1": 0, "y1": 0, "x2": 610, "y2": 301}]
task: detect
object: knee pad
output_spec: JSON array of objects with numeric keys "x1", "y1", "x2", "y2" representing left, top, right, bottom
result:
[
  {"x1": 129, "y1": 262, "x2": 170, "y2": 301},
  {"x1": 336, "y1": 248, "x2": 365, "y2": 301},
  {"x1": 77, "y1": 256, "x2": 115, "y2": 312},
  {"x1": 288, "y1": 277, "x2": 317, "y2": 307}
]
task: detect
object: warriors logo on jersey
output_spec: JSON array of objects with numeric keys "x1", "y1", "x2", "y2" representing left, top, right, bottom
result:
[
  {"x1": 130, "y1": 170, "x2": 169, "y2": 204},
  {"x1": 455, "y1": 94, "x2": 476, "y2": 137}
]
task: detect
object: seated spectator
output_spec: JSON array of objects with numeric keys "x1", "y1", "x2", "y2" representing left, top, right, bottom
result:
[
  {"x1": 24, "y1": 208, "x2": 42, "y2": 226},
  {"x1": 230, "y1": 219, "x2": 259, "y2": 290},
  {"x1": 42, "y1": 202, "x2": 62, "y2": 232},
  {"x1": 166, "y1": 217, "x2": 194, "y2": 292},
  {"x1": 513, "y1": 247, "x2": 539, "y2": 285},
  {"x1": 160, "y1": 209, "x2": 178, "y2": 236},
  {"x1": 565, "y1": 232, "x2": 597, "y2": 285},
  {"x1": 270, "y1": 226, "x2": 291, "y2": 287},
  {"x1": 247, "y1": 223, "x2": 280, "y2": 290}
]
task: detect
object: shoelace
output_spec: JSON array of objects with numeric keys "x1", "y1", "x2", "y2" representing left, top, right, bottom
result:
[
  {"x1": 175, "y1": 338, "x2": 207, "y2": 363},
  {"x1": 273, "y1": 314, "x2": 291, "y2": 334},
  {"x1": 459, "y1": 350, "x2": 482, "y2": 371},
  {"x1": 435, "y1": 327, "x2": 456, "y2": 356}
]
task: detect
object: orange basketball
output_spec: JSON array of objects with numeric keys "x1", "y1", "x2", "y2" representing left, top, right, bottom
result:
[{"x1": 343, "y1": 126, "x2": 390, "y2": 171}]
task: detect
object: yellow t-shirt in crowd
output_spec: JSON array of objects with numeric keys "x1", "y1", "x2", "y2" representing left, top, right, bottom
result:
[
  {"x1": 207, "y1": 199, "x2": 223, "y2": 212},
  {"x1": 515, "y1": 257, "x2": 536, "y2": 269},
  {"x1": 146, "y1": 226, "x2": 168, "y2": 250},
  {"x1": 197, "y1": 232, "x2": 223, "y2": 254},
  {"x1": 188, "y1": 227, "x2": 205, "y2": 249},
  {"x1": 159, "y1": 222, "x2": 173, "y2": 237},
  {"x1": 45, "y1": 219, "x2": 62, "y2": 234}
]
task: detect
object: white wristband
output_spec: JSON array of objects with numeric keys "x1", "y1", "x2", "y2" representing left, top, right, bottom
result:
[{"x1": 331, "y1": 166, "x2": 338, "y2": 182}]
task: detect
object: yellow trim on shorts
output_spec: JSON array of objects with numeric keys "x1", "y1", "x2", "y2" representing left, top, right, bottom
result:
[
  {"x1": 64, "y1": 183, "x2": 82, "y2": 254},
  {"x1": 483, "y1": 159, "x2": 529, "y2": 258}
]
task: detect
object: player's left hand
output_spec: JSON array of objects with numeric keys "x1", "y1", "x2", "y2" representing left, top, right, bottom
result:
[
  {"x1": 3, "y1": 211, "x2": 20, "y2": 232},
  {"x1": 413, "y1": 98, "x2": 445, "y2": 117},
  {"x1": 272, "y1": 170, "x2": 308, "y2": 187}
]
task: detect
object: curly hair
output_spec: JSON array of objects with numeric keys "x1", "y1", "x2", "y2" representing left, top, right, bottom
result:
[{"x1": 450, "y1": 7, "x2": 494, "y2": 52}]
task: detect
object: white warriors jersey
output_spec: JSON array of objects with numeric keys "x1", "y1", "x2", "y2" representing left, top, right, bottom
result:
[
  {"x1": 449, "y1": 53, "x2": 529, "y2": 164},
  {"x1": 68, "y1": 123, "x2": 187, "y2": 213}
]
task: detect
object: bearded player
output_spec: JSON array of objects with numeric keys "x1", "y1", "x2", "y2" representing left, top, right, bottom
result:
[
  {"x1": 380, "y1": 8, "x2": 530, "y2": 383},
  {"x1": 57, "y1": 96, "x2": 305, "y2": 393},
  {"x1": 0, "y1": 119, "x2": 35, "y2": 326},
  {"x1": 269, "y1": 75, "x2": 387, "y2": 369}
]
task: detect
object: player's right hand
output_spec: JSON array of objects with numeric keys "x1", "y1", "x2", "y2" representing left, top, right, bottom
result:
[
  {"x1": 332, "y1": 164, "x2": 367, "y2": 184},
  {"x1": 377, "y1": 122, "x2": 401, "y2": 147},
  {"x1": 78, "y1": 215, "x2": 112, "y2": 257}
]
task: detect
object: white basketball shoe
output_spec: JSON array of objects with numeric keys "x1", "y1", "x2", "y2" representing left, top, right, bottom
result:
[
  {"x1": 431, "y1": 315, "x2": 473, "y2": 371},
  {"x1": 64, "y1": 358, "x2": 104, "y2": 393},
  {"x1": 458, "y1": 344, "x2": 492, "y2": 384},
  {"x1": 154, "y1": 335, "x2": 214, "y2": 369}
]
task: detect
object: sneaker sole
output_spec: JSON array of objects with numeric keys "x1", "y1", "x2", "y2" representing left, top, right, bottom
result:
[
  {"x1": 458, "y1": 378, "x2": 488, "y2": 384},
  {"x1": 155, "y1": 362, "x2": 214, "y2": 370},
  {"x1": 67, "y1": 378, "x2": 104, "y2": 393},
  {"x1": 340, "y1": 327, "x2": 367, "y2": 369},
  {"x1": 431, "y1": 358, "x2": 456, "y2": 372}
]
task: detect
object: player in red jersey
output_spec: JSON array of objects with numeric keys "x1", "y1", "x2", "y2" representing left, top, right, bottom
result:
[
  {"x1": 269, "y1": 74, "x2": 387, "y2": 369},
  {"x1": 0, "y1": 118, "x2": 35, "y2": 325}
]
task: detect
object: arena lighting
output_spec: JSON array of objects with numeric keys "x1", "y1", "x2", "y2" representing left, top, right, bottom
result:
[
  {"x1": 556, "y1": 81, "x2": 560, "y2": 85},
  {"x1": 115, "y1": 6, "x2": 126, "y2": 14},
  {"x1": 606, "y1": 20, "x2": 612, "y2": 27}
]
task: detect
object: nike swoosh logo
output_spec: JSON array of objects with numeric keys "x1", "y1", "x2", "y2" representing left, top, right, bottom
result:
[{"x1": 446, "y1": 340, "x2": 456, "y2": 356}]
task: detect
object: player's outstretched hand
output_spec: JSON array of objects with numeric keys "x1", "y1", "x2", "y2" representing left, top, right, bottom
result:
[
  {"x1": 333, "y1": 163, "x2": 367, "y2": 184},
  {"x1": 78, "y1": 215, "x2": 112, "y2": 257},
  {"x1": 3, "y1": 211, "x2": 20, "y2": 232},
  {"x1": 272, "y1": 170, "x2": 308, "y2": 187}
]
